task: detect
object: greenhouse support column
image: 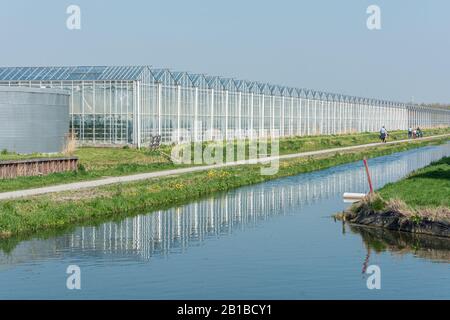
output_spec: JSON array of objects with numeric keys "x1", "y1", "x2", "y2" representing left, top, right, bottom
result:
[
  {"x1": 261, "y1": 94, "x2": 265, "y2": 137},
  {"x1": 157, "y1": 83, "x2": 162, "y2": 136},
  {"x1": 394, "y1": 106, "x2": 398, "y2": 129},
  {"x1": 375, "y1": 103, "x2": 378, "y2": 131},
  {"x1": 322, "y1": 100, "x2": 326, "y2": 134},
  {"x1": 194, "y1": 87, "x2": 199, "y2": 142},
  {"x1": 238, "y1": 92, "x2": 242, "y2": 139},
  {"x1": 343, "y1": 101, "x2": 347, "y2": 133},
  {"x1": 402, "y1": 106, "x2": 406, "y2": 129},
  {"x1": 358, "y1": 102, "x2": 362, "y2": 133},
  {"x1": 423, "y1": 109, "x2": 426, "y2": 127},
  {"x1": 418, "y1": 108, "x2": 421, "y2": 128},
  {"x1": 71, "y1": 81, "x2": 74, "y2": 141},
  {"x1": 391, "y1": 105, "x2": 395, "y2": 129},
  {"x1": 281, "y1": 96, "x2": 285, "y2": 137},
  {"x1": 405, "y1": 106, "x2": 408, "y2": 129},
  {"x1": 210, "y1": 88, "x2": 214, "y2": 141},
  {"x1": 361, "y1": 103, "x2": 365, "y2": 132},
  {"x1": 81, "y1": 82, "x2": 85, "y2": 141},
  {"x1": 137, "y1": 81, "x2": 141, "y2": 148},
  {"x1": 306, "y1": 98, "x2": 310, "y2": 135},
  {"x1": 414, "y1": 108, "x2": 417, "y2": 127},
  {"x1": 225, "y1": 90, "x2": 229, "y2": 140},
  {"x1": 380, "y1": 104, "x2": 383, "y2": 129},
  {"x1": 250, "y1": 92, "x2": 254, "y2": 139},
  {"x1": 298, "y1": 98, "x2": 302, "y2": 135},
  {"x1": 331, "y1": 98, "x2": 336, "y2": 134},
  {"x1": 132, "y1": 81, "x2": 142, "y2": 149},
  {"x1": 311, "y1": 98, "x2": 315, "y2": 135},
  {"x1": 327, "y1": 100, "x2": 331, "y2": 134},
  {"x1": 346, "y1": 101, "x2": 350, "y2": 133},
  {"x1": 386, "y1": 104, "x2": 389, "y2": 129},
  {"x1": 334, "y1": 100, "x2": 341, "y2": 134},
  {"x1": 93, "y1": 83, "x2": 96, "y2": 143},
  {"x1": 417, "y1": 108, "x2": 420, "y2": 127},
  {"x1": 361, "y1": 102, "x2": 370, "y2": 132},
  {"x1": 103, "y1": 81, "x2": 107, "y2": 143},
  {"x1": 314, "y1": 99, "x2": 318, "y2": 135},
  {"x1": 320, "y1": 100, "x2": 324, "y2": 135},
  {"x1": 372, "y1": 103, "x2": 376, "y2": 132},
  {"x1": 422, "y1": 109, "x2": 428, "y2": 125},
  {"x1": 271, "y1": 95, "x2": 275, "y2": 137},
  {"x1": 351, "y1": 102, "x2": 355, "y2": 133},
  {"x1": 109, "y1": 82, "x2": 113, "y2": 144},
  {"x1": 289, "y1": 97, "x2": 294, "y2": 137},
  {"x1": 177, "y1": 85, "x2": 181, "y2": 143},
  {"x1": 411, "y1": 107, "x2": 413, "y2": 128},
  {"x1": 416, "y1": 108, "x2": 421, "y2": 127}
]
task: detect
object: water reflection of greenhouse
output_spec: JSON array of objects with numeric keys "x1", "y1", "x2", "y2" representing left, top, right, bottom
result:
[{"x1": 0, "y1": 66, "x2": 449, "y2": 147}]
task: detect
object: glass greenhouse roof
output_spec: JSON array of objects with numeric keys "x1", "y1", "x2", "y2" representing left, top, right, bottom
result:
[
  {"x1": 0, "y1": 65, "x2": 448, "y2": 111},
  {"x1": 0, "y1": 66, "x2": 147, "y2": 81}
]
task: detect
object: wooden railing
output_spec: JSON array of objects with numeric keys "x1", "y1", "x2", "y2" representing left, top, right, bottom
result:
[{"x1": 0, "y1": 157, "x2": 78, "y2": 179}]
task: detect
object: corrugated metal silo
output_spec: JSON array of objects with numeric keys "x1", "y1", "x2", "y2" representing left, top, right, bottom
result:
[{"x1": 0, "y1": 86, "x2": 70, "y2": 154}]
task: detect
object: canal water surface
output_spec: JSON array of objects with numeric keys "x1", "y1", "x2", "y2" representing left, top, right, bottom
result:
[{"x1": 1, "y1": 143, "x2": 449, "y2": 299}]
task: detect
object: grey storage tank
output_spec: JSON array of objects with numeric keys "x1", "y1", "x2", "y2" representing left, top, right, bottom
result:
[{"x1": 0, "y1": 86, "x2": 70, "y2": 154}]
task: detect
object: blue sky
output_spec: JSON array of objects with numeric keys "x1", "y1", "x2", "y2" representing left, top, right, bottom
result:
[{"x1": 1, "y1": 0, "x2": 449, "y2": 103}]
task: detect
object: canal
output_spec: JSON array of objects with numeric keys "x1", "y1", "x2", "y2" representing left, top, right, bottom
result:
[{"x1": 0, "y1": 142, "x2": 449, "y2": 299}]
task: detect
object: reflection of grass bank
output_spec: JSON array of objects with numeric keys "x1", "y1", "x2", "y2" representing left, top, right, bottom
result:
[
  {"x1": 0, "y1": 138, "x2": 447, "y2": 239},
  {"x1": 337, "y1": 157, "x2": 450, "y2": 238},
  {"x1": 348, "y1": 225, "x2": 450, "y2": 263},
  {"x1": 1, "y1": 128, "x2": 449, "y2": 193}
]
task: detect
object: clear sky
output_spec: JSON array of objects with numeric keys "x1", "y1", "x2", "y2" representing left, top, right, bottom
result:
[{"x1": 1, "y1": 0, "x2": 449, "y2": 103}]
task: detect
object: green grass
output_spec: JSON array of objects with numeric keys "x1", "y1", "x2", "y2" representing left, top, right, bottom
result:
[
  {"x1": 0, "y1": 127, "x2": 449, "y2": 193},
  {"x1": 379, "y1": 156, "x2": 450, "y2": 209},
  {"x1": 0, "y1": 138, "x2": 446, "y2": 239}
]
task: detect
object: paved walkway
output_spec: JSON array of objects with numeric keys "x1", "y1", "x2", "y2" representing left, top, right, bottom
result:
[{"x1": 0, "y1": 134, "x2": 448, "y2": 201}]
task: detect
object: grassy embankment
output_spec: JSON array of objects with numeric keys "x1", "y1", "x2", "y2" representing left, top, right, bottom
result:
[
  {"x1": 0, "y1": 137, "x2": 448, "y2": 239},
  {"x1": 1, "y1": 127, "x2": 449, "y2": 193},
  {"x1": 339, "y1": 156, "x2": 450, "y2": 237}
]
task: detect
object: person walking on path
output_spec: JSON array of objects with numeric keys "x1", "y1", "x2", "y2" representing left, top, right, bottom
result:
[
  {"x1": 380, "y1": 126, "x2": 388, "y2": 143},
  {"x1": 408, "y1": 127, "x2": 413, "y2": 139}
]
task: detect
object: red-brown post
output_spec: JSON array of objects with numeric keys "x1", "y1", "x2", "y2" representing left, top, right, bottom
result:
[{"x1": 363, "y1": 157, "x2": 374, "y2": 194}]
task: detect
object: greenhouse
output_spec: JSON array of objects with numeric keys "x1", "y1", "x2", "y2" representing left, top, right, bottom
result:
[{"x1": 0, "y1": 65, "x2": 449, "y2": 147}]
